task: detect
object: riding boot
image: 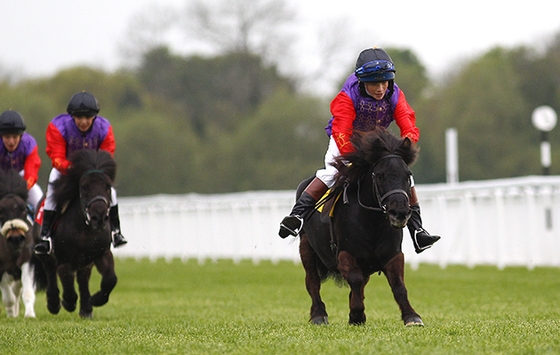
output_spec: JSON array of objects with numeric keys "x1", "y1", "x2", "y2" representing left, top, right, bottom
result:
[
  {"x1": 34, "y1": 209, "x2": 56, "y2": 255},
  {"x1": 407, "y1": 204, "x2": 441, "y2": 254},
  {"x1": 279, "y1": 177, "x2": 329, "y2": 238},
  {"x1": 407, "y1": 186, "x2": 440, "y2": 253},
  {"x1": 110, "y1": 205, "x2": 128, "y2": 248}
]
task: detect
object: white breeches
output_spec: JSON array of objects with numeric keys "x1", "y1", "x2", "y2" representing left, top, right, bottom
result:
[
  {"x1": 18, "y1": 170, "x2": 43, "y2": 210},
  {"x1": 44, "y1": 168, "x2": 117, "y2": 211}
]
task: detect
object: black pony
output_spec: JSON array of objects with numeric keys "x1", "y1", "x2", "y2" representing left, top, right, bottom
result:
[
  {"x1": 0, "y1": 169, "x2": 46, "y2": 317},
  {"x1": 298, "y1": 128, "x2": 424, "y2": 326},
  {"x1": 36, "y1": 149, "x2": 117, "y2": 318}
]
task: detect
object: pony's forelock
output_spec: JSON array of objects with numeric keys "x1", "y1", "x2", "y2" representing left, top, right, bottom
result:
[
  {"x1": 333, "y1": 128, "x2": 419, "y2": 187},
  {"x1": 52, "y1": 150, "x2": 117, "y2": 206}
]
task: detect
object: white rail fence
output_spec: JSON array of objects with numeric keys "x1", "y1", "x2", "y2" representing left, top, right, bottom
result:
[{"x1": 113, "y1": 176, "x2": 560, "y2": 269}]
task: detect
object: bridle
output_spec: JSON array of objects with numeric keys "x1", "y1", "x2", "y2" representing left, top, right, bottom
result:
[
  {"x1": 356, "y1": 154, "x2": 410, "y2": 213},
  {"x1": 79, "y1": 169, "x2": 110, "y2": 226}
]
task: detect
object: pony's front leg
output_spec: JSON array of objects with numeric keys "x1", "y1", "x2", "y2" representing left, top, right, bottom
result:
[
  {"x1": 300, "y1": 234, "x2": 328, "y2": 325},
  {"x1": 57, "y1": 264, "x2": 78, "y2": 313},
  {"x1": 0, "y1": 273, "x2": 18, "y2": 317},
  {"x1": 383, "y1": 252, "x2": 423, "y2": 326},
  {"x1": 90, "y1": 250, "x2": 117, "y2": 307},
  {"x1": 337, "y1": 251, "x2": 369, "y2": 325},
  {"x1": 20, "y1": 262, "x2": 36, "y2": 318},
  {"x1": 77, "y1": 266, "x2": 93, "y2": 319}
]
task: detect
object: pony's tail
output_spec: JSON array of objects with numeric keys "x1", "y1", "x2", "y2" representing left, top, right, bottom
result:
[{"x1": 30, "y1": 253, "x2": 47, "y2": 292}]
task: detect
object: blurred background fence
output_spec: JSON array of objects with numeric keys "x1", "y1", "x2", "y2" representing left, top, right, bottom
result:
[{"x1": 114, "y1": 176, "x2": 560, "y2": 269}]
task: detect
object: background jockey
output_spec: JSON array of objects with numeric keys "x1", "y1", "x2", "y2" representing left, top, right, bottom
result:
[
  {"x1": 279, "y1": 47, "x2": 441, "y2": 254},
  {"x1": 34, "y1": 91, "x2": 127, "y2": 255},
  {"x1": 0, "y1": 110, "x2": 43, "y2": 216}
]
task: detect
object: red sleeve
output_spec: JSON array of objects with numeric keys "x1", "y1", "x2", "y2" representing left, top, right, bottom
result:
[
  {"x1": 99, "y1": 125, "x2": 116, "y2": 157},
  {"x1": 45, "y1": 122, "x2": 70, "y2": 173},
  {"x1": 23, "y1": 145, "x2": 41, "y2": 189},
  {"x1": 330, "y1": 92, "x2": 357, "y2": 155},
  {"x1": 393, "y1": 90, "x2": 420, "y2": 143}
]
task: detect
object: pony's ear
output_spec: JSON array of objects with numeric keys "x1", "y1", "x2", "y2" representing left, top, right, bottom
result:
[{"x1": 399, "y1": 136, "x2": 419, "y2": 166}]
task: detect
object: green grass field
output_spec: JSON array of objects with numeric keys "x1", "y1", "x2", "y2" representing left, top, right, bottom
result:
[{"x1": 1, "y1": 258, "x2": 559, "y2": 354}]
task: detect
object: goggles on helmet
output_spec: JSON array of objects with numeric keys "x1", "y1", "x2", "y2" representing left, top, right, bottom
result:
[{"x1": 355, "y1": 60, "x2": 395, "y2": 78}]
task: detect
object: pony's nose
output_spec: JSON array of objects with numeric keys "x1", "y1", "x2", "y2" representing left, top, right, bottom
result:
[
  {"x1": 89, "y1": 213, "x2": 109, "y2": 228},
  {"x1": 387, "y1": 208, "x2": 411, "y2": 228}
]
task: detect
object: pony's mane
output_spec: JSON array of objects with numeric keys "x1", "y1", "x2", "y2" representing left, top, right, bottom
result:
[
  {"x1": 52, "y1": 150, "x2": 117, "y2": 206},
  {"x1": 332, "y1": 128, "x2": 419, "y2": 187},
  {"x1": 0, "y1": 169, "x2": 28, "y2": 201}
]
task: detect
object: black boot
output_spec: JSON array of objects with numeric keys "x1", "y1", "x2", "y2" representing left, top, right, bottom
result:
[
  {"x1": 110, "y1": 205, "x2": 128, "y2": 248},
  {"x1": 279, "y1": 177, "x2": 328, "y2": 238},
  {"x1": 407, "y1": 204, "x2": 440, "y2": 254},
  {"x1": 34, "y1": 210, "x2": 56, "y2": 255}
]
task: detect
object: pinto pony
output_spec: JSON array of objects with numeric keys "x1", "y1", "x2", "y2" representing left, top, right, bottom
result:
[
  {"x1": 298, "y1": 128, "x2": 424, "y2": 326},
  {"x1": 36, "y1": 149, "x2": 118, "y2": 319},
  {"x1": 0, "y1": 169, "x2": 45, "y2": 317}
]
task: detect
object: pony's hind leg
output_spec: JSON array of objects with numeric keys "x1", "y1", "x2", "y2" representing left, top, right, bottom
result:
[
  {"x1": 300, "y1": 234, "x2": 328, "y2": 325},
  {"x1": 90, "y1": 250, "x2": 117, "y2": 307},
  {"x1": 337, "y1": 251, "x2": 369, "y2": 325},
  {"x1": 383, "y1": 252, "x2": 423, "y2": 326},
  {"x1": 38, "y1": 254, "x2": 61, "y2": 314}
]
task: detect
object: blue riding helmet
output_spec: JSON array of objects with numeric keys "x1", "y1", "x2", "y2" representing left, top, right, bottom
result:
[{"x1": 355, "y1": 48, "x2": 396, "y2": 82}]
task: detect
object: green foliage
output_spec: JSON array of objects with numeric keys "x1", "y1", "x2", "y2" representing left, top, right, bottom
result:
[
  {"x1": 137, "y1": 47, "x2": 294, "y2": 138},
  {"x1": 1, "y1": 259, "x2": 559, "y2": 354}
]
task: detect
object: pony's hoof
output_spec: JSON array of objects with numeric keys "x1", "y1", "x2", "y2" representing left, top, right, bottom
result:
[
  {"x1": 404, "y1": 316, "x2": 424, "y2": 327},
  {"x1": 47, "y1": 302, "x2": 61, "y2": 315},
  {"x1": 79, "y1": 310, "x2": 93, "y2": 319},
  {"x1": 310, "y1": 316, "x2": 329, "y2": 325},
  {"x1": 62, "y1": 299, "x2": 76, "y2": 312},
  {"x1": 90, "y1": 293, "x2": 109, "y2": 307}
]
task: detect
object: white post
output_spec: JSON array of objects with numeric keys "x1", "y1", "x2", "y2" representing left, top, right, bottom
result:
[{"x1": 445, "y1": 128, "x2": 459, "y2": 184}]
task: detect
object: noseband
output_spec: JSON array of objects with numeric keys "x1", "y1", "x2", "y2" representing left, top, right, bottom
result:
[
  {"x1": 79, "y1": 169, "x2": 110, "y2": 225},
  {"x1": 357, "y1": 154, "x2": 410, "y2": 213}
]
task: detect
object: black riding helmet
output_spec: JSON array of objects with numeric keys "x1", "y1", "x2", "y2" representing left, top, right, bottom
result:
[
  {"x1": 355, "y1": 47, "x2": 396, "y2": 98},
  {"x1": 0, "y1": 110, "x2": 27, "y2": 135},
  {"x1": 67, "y1": 91, "x2": 100, "y2": 117}
]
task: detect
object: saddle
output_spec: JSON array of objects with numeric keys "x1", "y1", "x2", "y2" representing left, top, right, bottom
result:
[{"x1": 316, "y1": 190, "x2": 339, "y2": 224}]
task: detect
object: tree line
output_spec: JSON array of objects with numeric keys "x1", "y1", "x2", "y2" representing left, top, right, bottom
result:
[{"x1": 2, "y1": 32, "x2": 560, "y2": 197}]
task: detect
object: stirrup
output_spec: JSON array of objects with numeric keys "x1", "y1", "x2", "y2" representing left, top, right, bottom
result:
[
  {"x1": 112, "y1": 231, "x2": 128, "y2": 248},
  {"x1": 34, "y1": 236, "x2": 52, "y2": 255},
  {"x1": 279, "y1": 215, "x2": 304, "y2": 238},
  {"x1": 412, "y1": 228, "x2": 440, "y2": 254}
]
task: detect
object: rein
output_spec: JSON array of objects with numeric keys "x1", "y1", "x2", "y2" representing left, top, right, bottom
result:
[{"x1": 354, "y1": 154, "x2": 410, "y2": 213}]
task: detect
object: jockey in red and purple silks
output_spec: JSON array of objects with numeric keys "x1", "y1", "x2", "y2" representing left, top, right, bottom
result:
[
  {"x1": 326, "y1": 74, "x2": 419, "y2": 157},
  {"x1": 0, "y1": 110, "x2": 43, "y2": 212},
  {"x1": 45, "y1": 112, "x2": 115, "y2": 174},
  {"x1": 34, "y1": 91, "x2": 127, "y2": 255}
]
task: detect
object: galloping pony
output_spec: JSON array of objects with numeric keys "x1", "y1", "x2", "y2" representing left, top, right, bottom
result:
[
  {"x1": 0, "y1": 169, "x2": 46, "y2": 317},
  {"x1": 36, "y1": 149, "x2": 118, "y2": 318},
  {"x1": 298, "y1": 128, "x2": 424, "y2": 326}
]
